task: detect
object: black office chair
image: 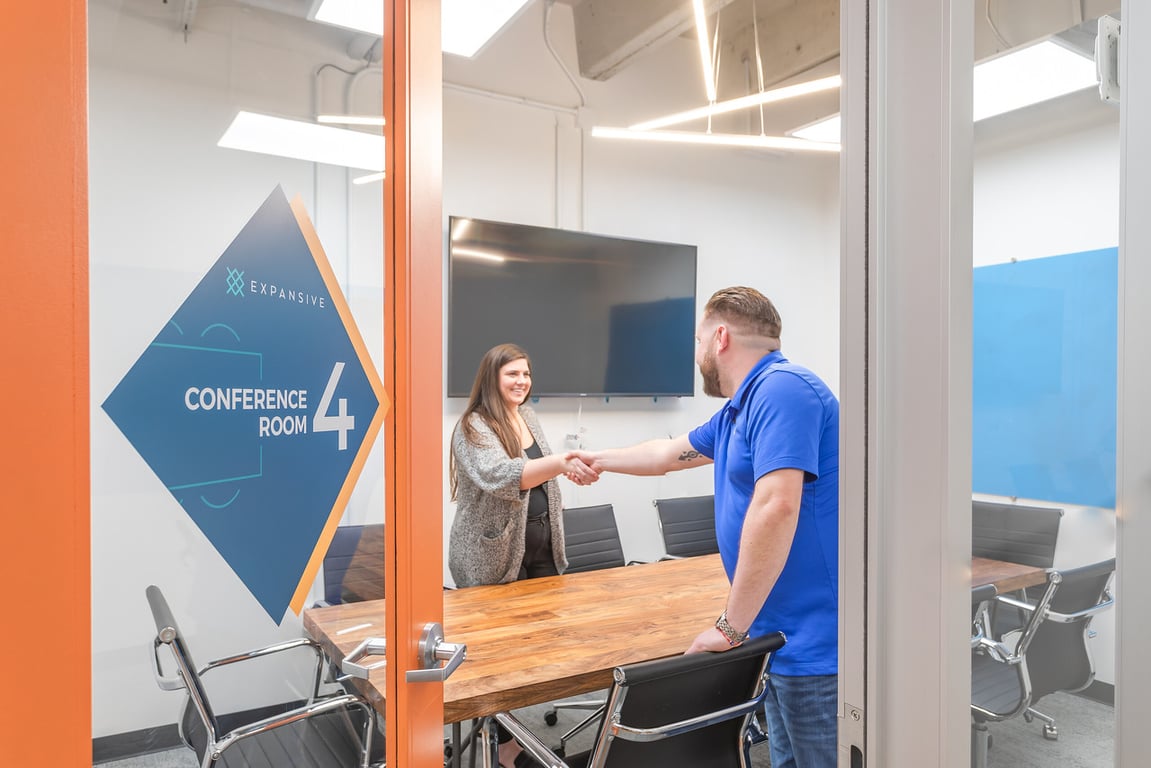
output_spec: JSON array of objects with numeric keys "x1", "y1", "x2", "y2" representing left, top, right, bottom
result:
[
  {"x1": 1009, "y1": 557, "x2": 1116, "y2": 741},
  {"x1": 563, "y1": 504, "x2": 627, "y2": 572},
  {"x1": 495, "y1": 632, "x2": 785, "y2": 768},
  {"x1": 146, "y1": 585, "x2": 381, "y2": 768},
  {"x1": 318, "y1": 524, "x2": 385, "y2": 607},
  {"x1": 970, "y1": 571, "x2": 1061, "y2": 768},
  {"x1": 972, "y1": 500, "x2": 1062, "y2": 568},
  {"x1": 654, "y1": 495, "x2": 719, "y2": 559}
]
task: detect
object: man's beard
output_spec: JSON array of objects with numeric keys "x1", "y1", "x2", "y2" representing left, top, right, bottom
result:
[{"x1": 700, "y1": 349, "x2": 723, "y2": 398}]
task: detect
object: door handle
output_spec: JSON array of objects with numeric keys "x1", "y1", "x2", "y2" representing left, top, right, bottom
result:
[
  {"x1": 340, "y1": 636, "x2": 387, "y2": 680},
  {"x1": 406, "y1": 622, "x2": 467, "y2": 683}
]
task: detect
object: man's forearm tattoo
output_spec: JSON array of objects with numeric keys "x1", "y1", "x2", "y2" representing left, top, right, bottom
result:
[{"x1": 677, "y1": 450, "x2": 702, "y2": 462}]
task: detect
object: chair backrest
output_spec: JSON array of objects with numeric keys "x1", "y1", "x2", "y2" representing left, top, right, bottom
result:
[
  {"x1": 972, "y1": 500, "x2": 1063, "y2": 568},
  {"x1": 585, "y1": 632, "x2": 786, "y2": 768},
  {"x1": 1025, "y1": 557, "x2": 1116, "y2": 702},
  {"x1": 323, "y1": 524, "x2": 385, "y2": 604},
  {"x1": 654, "y1": 495, "x2": 719, "y2": 558},
  {"x1": 146, "y1": 585, "x2": 220, "y2": 752},
  {"x1": 563, "y1": 504, "x2": 626, "y2": 573}
]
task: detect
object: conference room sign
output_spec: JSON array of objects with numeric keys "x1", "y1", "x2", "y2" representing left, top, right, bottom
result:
[{"x1": 103, "y1": 187, "x2": 388, "y2": 623}]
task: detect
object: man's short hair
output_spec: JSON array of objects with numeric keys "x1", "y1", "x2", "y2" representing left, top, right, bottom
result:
[{"x1": 704, "y1": 286, "x2": 782, "y2": 341}]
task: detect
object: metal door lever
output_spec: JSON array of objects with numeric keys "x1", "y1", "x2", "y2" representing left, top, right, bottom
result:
[
  {"x1": 406, "y1": 622, "x2": 467, "y2": 683},
  {"x1": 340, "y1": 636, "x2": 387, "y2": 680}
]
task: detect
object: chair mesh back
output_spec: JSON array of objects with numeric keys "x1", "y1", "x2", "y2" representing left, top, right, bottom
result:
[
  {"x1": 972, "y1": 501, "x2": 1062, "y2": 568},
  {"x1": 146, "y1": 586, "x2": 218, "y2": 753},
  {"x1": 591, "y1": 633, "x2": 783, "y2": 768},
  {"x1": 655, "y1": 495, "x2": 719, "y2": 558},
  {"x1": 1025, "y1": 558, "x2": 1115, "y2": 703},
  {"x1": 563, "y1": 505, "x2": 626, "y2": 573}
]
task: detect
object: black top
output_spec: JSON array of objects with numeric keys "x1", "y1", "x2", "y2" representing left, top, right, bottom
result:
[{"x1": 523, "y1": 440, "x2": 549, "y2": 520}]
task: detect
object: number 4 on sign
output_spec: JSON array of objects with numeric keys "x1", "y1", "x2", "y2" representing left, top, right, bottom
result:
[{"x1": 314, "y1": 362, "x2": 355, "y2": 450}]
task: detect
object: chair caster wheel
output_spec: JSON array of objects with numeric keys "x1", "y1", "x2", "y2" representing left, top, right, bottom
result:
[
  {"x1": 544, "y1": 711, "x2": 558, "y2": 726},
  {"x1": 1043, "y1": 725, "x2": 1059, "y2": 741},
  {"x1": 554, "y1": 746, "x2": 566, "y2": 758}
]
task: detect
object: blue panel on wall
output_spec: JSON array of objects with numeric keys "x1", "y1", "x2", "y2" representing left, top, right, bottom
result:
[{"x1": 972, "y1": 247, "x2": 1117, "y2": 508}]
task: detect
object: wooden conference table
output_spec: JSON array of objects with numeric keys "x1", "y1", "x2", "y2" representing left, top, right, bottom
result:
[
  {"x1": 303, "y1": 553, "x2": 1049, "y2": 724},
  {"x1": 304, "y1": 554, "x2": 729, "y2": 723}
]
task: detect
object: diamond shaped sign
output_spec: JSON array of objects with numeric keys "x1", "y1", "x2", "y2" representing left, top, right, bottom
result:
[{"x1": 103, "y1": 187, "x2": 389, "y2": 622}]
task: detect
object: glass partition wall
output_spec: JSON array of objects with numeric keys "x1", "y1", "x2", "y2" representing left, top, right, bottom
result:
[
  {"x1": 968, "y1": 8, "x2": 1119, "y2": 767},
  {"x1": 89, "y1": 1, "x2": 388, "y2": 760}
]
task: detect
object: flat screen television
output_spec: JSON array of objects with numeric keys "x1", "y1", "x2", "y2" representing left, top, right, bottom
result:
[{"x1": 447, "y1": 216, "x2": 698, "y2": 397}]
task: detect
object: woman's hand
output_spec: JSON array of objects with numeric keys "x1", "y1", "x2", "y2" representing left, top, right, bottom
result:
[{"x1": 562, "y1": 452, "x2": 601, "y2": 486}]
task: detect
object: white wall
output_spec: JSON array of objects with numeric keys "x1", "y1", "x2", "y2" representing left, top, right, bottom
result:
[
  {"x1": 88, "y1": 0, "x2": 840, "y2": 740},
  {"x1": 973, "y1": 93, "x2": 1121, "y2": 684}
]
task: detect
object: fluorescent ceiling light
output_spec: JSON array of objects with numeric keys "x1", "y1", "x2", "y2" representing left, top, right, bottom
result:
[
  {"x1": 790, "y1": 114, "x2": 841, "y2": 143},
  {"x1": 218, "y1": 111, "x2": 385, "y2": 171},
  {"x1": 592, "y1": 126, "x2": 840, "y2": 153},
  {"x1": 630, "y1": 76, "x2": 842, "y2": 132},
  {"x1": 352, "y1": 172, "x2": 386, "y2": 185},
  {"x1": 317, "y1": 114, "x2": 385, "y2": 127},
  {"x1": 442, "y1": 0, "x2": 533, "y2": 57},
  {"x1": 310, "y1": 0, "x2": 383, "y2": 36},
  {"x1": 974, "y1": 40, "x2": 1096, "y2": 120},
  {"x1": 309, "y1": 0, "x2": 531, "y2": 58},
  {"x1": 692, "y1": 0, "x2": 717, "y2": 103}
]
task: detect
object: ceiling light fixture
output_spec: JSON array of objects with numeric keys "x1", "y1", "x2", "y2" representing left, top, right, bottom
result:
[
  {"x1": 309, "y1": 0, "x2": 383, "y2": 37},
  {"x1": 218, "y1": 111, "x2": 384, "y2": 171},
  {"x1": 317, "y1": 114, "x2": 386, "y2": 127},
  {"x1": 787, "y1": 39, "x2": 1098, "y2": 142},
  {"x1": 692, "y1": 0, "x2": 717, "y2": 104},
  {"x1": 973, "y1": 39, "x2": 1096, "y2": 120},
  {"x1": 629, "y1": 75, "x2": 842, "y2": 132},
  {"x1": 592, "y1": 126, "x2": 840, "y2": 153},
  {"x1": 309, "y1": 0, "x2": 532, "y2": 58}
]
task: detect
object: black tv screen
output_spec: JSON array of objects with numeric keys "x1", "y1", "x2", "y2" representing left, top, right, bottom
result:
[{"x1": 447, "y1": 217, "x2": 698, "y2": 397}]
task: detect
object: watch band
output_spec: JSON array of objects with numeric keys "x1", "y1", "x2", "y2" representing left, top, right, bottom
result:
[{"x1": 715, "y1": 610, "x2": 749, "y2": 646}]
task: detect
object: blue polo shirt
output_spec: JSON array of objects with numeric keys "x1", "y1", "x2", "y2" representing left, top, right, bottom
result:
[{"x1": 688, "y1": 351, "x2": 839, "y2": 675}]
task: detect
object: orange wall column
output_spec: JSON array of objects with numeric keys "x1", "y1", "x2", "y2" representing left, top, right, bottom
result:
[{"x1": 0, "y1": 1, "x2": 91, "y2": 764}]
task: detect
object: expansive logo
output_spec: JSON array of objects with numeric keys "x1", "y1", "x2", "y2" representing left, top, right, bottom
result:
[{"x1": 103, "y1": 187, "x2": 388, "y2": 622}]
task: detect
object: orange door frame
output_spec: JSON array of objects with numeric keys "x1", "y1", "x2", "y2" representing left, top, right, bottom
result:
[
  {"x1": 383, "y1": 0, "x2": 446, "y2": 765},
  {"x1": 0, "y1": 1, "x2": 91, "y2": 765}
]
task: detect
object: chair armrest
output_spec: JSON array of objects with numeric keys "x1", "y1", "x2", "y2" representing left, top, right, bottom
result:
[
  {"x1": 1044, "y1": 591, "x2": 1115, "y2": 623},
  {"x1": 493, "y1": 712, "x2": 570, "y2": 768},
  {"x1": 213, "y1": 693, "x2": 376, "y2": 763},
  {"x1": 199, "y1": 638, "x2": 327, "y2": 703}
]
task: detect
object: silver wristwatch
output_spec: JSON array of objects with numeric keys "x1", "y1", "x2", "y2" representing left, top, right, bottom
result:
[{"x1": 715, "y1": 610, "x2": 749, "y2": 646}]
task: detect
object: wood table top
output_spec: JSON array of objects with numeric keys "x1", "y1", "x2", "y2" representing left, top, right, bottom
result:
[
  {"x1": 303, "y1": 554, "x2": 730, "y2": 723},
  {"x1": 971, "y1": 556, "x2": 1048, "y2": 593}
]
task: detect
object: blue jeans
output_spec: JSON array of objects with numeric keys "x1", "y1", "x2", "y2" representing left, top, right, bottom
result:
[{"x1": 762, "y1": 673, "x2": 838, "y2": 768}]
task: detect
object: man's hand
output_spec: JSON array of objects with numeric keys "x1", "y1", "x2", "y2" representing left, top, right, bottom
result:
[
  {"x1": 562, "y1": 452, "x2": 601, "y2": 485},
  {"x1": 685, "y1": 625, "x2": 735, "y2": 654}
]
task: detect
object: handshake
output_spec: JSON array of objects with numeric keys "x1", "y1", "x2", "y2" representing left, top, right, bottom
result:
[{"x1": 560, "y1": 450, "x2": 602, "y2": 486}]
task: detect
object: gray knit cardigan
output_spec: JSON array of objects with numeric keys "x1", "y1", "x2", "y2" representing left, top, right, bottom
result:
[{"x1": 448, "y1": 405, "x2": 568, "y2": 587}]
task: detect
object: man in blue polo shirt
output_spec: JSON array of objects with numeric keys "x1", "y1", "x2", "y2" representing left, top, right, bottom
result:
[{"x1": 575, "y1": 286, "x2": 839, "y2": 768}]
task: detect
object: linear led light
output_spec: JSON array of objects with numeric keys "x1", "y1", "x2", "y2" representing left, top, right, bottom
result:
[
  {"x1": 630, "y1": 75, "x2": 842, "y2": 132},
  {"x1": 692, "y1": 0, "x2": 717, "y2": 104},
  {"x1": 451, "y1": 247, "x2": 507, "y2": 263},
  {"x1": 592, "y1": 126, "x2": 840, "y2": 153},
  {"x1": 973, "y1": 40, "x2": 1097, "y2": 120},
  {"x1": 317, "y1": 114, "x2": 386, "y2": 127},
  {"x1": 309, "y1": 0, "x2": 532, "y2": 58},
  {"x1": 218, "y1": 111, "x2": 385, "y2": 172}
]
